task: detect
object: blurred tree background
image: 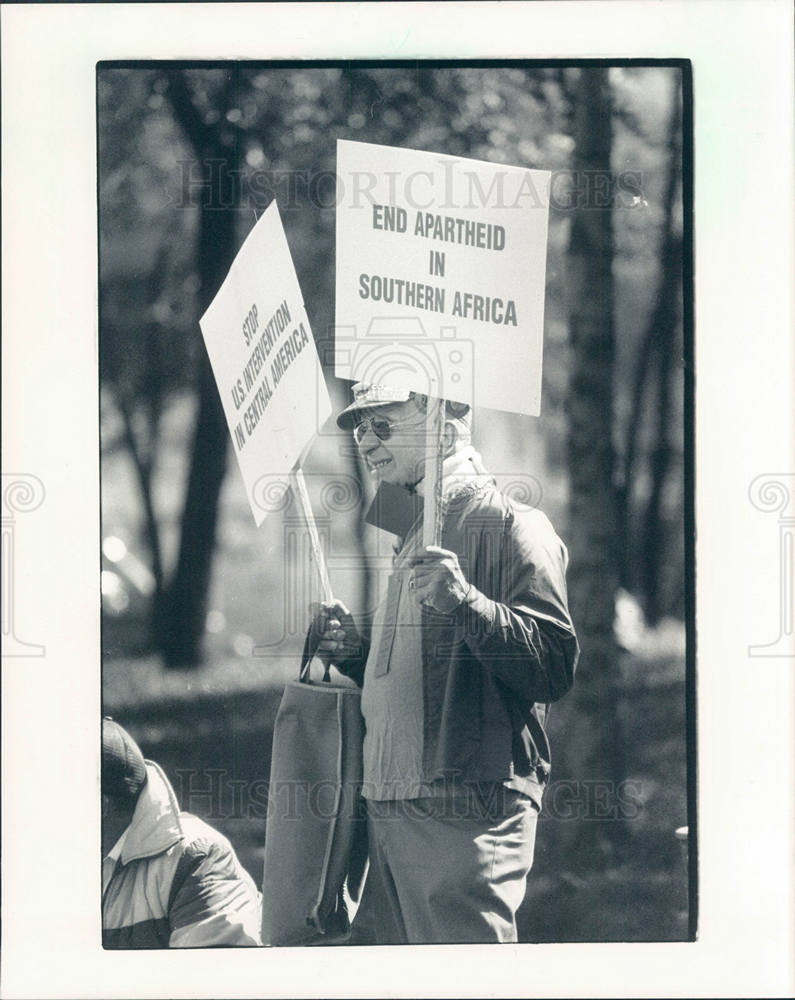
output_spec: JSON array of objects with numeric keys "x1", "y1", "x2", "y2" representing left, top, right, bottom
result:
[{"x1": 99, "y1": 63, "x2": 689, "y2": 942}]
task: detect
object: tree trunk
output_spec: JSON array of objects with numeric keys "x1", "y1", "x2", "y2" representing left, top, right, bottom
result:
[
  {"x1": 618, "y1": 79, "x2": 683, "y2": 617},
  {"x1": 157, "y1": 72, "x2": 238, "y2": 667},
  {"x1": 562, "y1": 67, "x2": 625, "y2": 863},
  {"x1": 640, "y1": 237, "x2": 681, "y2": 623},
  {"x1": 640, "y1": 84, "x2": 683, "y2": 624}
]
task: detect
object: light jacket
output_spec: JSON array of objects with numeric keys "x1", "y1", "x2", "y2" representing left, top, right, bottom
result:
[
  {"x1": 102, "y1": 761, "x2": 261, "y2": 948},
  {"x1": 337, "y1": 483, "x2": 579, "y2": 810}
]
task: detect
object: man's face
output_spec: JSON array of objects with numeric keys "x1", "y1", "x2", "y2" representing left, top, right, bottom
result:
[
  {"x1": 354, "y1": 400, "x2": 428, "y2": 489},
  {"x1": 102, "y1": 793, "x2": 134, "y2": 856},
  {"x1": 102, "y1": 793, "x2": 120, "y2": 855}
]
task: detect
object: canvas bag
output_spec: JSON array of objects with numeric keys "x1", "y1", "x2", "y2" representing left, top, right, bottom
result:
[{"x1": 260, "y1": 629, "x2": 368, "y2": 946}]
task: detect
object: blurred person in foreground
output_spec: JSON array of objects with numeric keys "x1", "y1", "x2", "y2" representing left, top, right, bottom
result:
[
  {"x1": 311, "y1": 383, "x2": 579, "y2": 945},
  {"x1": 102, "y1": 717, "x2": 261, "y2": 947}
]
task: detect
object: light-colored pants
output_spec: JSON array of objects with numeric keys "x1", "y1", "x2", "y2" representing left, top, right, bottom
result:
[{"x1": 353, "y1": 787, "x2": 538, "y2": 944}]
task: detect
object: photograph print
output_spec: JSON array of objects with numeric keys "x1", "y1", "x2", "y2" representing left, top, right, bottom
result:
[{"x1": 98, "y1": 60, "x2": 692, "y2": 948}]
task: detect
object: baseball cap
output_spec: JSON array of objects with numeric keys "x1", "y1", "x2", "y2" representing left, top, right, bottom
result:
[
  {"x1": 336, "y1": 382, "x2": 470, "y2": 431},
  {"x1": 102, "y1": 717, "x2": 147, "y2": 803}
]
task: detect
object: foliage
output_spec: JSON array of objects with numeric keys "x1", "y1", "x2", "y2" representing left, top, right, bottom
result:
[
  {"x1": 99, "y1": 63, "x2": 687, "y2": 894},
  {"x1": 99, "y1": 65, "x2": 684, "y2": 642}
]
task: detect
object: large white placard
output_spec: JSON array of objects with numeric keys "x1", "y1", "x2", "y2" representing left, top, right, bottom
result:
[
  {"x1": 200, "y1": 201, "x2": 331, "y2": 526},
  {"x1": 335, "y1": 139, "x2": 551, "y2": 416}
]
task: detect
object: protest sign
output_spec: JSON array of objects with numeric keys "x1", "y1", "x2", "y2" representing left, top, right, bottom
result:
[
  {"x1": 200, "y1": 201, "x2": 331, "y2": 527},
  {"x1": 335, "y1": 140, "x2": 551, "y2": 416}
]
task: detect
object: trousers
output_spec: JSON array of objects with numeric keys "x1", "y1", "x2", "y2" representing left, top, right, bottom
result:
[{"x1": 352, "y1": 787, "x2": 538, "y2": 945}]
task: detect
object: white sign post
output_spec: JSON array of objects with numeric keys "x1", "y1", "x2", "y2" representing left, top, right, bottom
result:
[
  {"x1": 335, "y1": 140, "x2": 551, "y2": 542},
  {"x1": 200, "y1": 200, "x2": 333, "y2": 592},
  {"x1": 288, "y1": 465, "x2": 333, "y2": 603},
  {"x1": 422, "y1": 397, "x2": 446, "y2": 547}
]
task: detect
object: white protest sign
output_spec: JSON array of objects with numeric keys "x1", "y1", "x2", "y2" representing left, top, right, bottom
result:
[
  {"x1": 200, "y1": 201, "x2": 331, "y2": 527},
  {"x1": 335, "y1": 140, "x2": 551, "y2": 416}
]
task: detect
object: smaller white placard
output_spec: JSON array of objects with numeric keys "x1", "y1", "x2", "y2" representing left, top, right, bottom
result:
[{"x1": 200, "y1": 201, "x2": 331, "y2": 526}]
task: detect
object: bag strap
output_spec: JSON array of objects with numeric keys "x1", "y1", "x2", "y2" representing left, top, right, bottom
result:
[{"x1": 299, "y1": 623, "x2": 331, "y2": 684}]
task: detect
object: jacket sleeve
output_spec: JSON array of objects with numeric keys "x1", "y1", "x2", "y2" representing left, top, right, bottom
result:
[
  {"x1": 454, "y1": 506, "x2": 579, "y2": 706},
  {"x1": 167, "y1": 837, "x2": 262, "y2": 947}
]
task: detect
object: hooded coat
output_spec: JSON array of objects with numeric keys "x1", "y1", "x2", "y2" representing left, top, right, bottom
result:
[{"x1": 102, "y1": 761, "x2": 261, "y2": 948}]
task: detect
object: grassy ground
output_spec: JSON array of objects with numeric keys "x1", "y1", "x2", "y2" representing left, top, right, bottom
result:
[{"x1": 104, "y1": 638, "x2": 690, "y2": 944}]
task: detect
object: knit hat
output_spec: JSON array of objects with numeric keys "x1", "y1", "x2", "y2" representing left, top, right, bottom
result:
[{"x1": 102, "y1": 717, "x2": 147, "y2": 804}]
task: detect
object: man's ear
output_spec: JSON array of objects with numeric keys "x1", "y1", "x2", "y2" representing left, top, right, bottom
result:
[{"x1": 442, "y1": 420, "x2": 458, "y2": 456}]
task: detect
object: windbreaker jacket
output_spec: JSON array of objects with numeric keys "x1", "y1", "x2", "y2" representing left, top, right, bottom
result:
[
  {"x1": 337, "y1": 484, "x2": 579, "y2": 809},
  {"x1": 102, "y1": 761, "x2": 261, "y2": 948}
]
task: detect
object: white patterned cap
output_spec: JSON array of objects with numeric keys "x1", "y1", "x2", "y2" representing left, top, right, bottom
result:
[
  {"x1": 335, "y1": 383, "x2": 414, "y2": 430},
  {"x1": 336, "y1": 383, "x2": 470, "y2": 430}
]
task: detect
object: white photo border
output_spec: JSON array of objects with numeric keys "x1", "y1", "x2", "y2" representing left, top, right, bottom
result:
[{"x1": 2, "y1": 2, "x2": 793, "y2": 998}]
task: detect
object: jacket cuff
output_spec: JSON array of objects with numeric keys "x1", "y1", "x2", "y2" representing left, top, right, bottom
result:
[{"x1": 455, "y1": 584, "x2": 497, "y2": 635}]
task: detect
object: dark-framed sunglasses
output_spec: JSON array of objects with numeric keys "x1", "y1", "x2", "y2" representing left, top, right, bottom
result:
[{"x1": 352, "y1": 413, "x2": 422, "y2": 445}]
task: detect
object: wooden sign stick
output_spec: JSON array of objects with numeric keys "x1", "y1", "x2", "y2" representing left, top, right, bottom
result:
[
  {"x1": 422, "y1": 397, "x2": 446, "y2": 547},
  {"x1": 289, "y1": 463, "x2": 333, "y2": 604}
]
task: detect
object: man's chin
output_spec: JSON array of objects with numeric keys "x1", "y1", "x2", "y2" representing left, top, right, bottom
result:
[
  {"x1": 367, "y1": 459, "x2": 394, "y2": 481},
  {"x1": 367, "y1": 460, "x2": 421, "y2": 492}
]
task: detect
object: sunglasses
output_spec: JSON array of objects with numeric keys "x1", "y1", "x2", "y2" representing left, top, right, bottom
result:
[{"x1": 353, "y1": 413, "x2": 423, "y2": 445}]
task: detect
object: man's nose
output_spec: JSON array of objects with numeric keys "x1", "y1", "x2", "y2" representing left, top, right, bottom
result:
[{"x1": 357, "y1": 422, "x2": 379, "y2": 449}]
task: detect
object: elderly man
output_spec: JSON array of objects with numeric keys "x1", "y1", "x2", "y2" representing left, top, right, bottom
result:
[
  {"x1": 312, "y1": 383, "x2": 579, "y2": 944},
  {"x1": 102, "y1": 718, "x2": 262, "y2": 947}
]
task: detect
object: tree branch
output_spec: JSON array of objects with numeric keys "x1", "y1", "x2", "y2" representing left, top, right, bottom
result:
[
  {"x1": 165, "y1": 70, "x2": 216, "y2": 156},
  {"x1": 112, "y1": 384, "x2": 165, "y2": 593}
]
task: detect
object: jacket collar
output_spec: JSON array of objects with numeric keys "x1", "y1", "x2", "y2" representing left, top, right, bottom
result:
[
  {"x1": 414, "y1": 446, "x2": 494, "y2": 504},
  {"x1": 119, "y1": 761, "x2": 185, "y2": 865}
]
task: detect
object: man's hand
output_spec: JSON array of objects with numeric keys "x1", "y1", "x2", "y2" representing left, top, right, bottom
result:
[
  {"x1": 309, "y1": 600, "x2": 363, "y2": 667},
  {"x1": 407, "y1": 545, "x2": 471, "y2": 615}
]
